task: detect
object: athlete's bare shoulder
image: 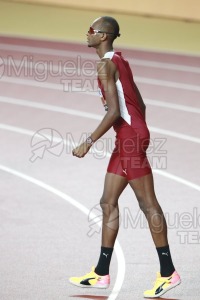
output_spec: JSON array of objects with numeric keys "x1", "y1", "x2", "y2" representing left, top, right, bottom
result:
[{"x1": 97, "y1": 58, "x2": 117, "y2": 81}]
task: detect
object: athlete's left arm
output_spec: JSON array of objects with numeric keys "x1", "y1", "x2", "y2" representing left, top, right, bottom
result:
[{"x1": 72, "y1": 59, "x2": 120, "y2": 158}]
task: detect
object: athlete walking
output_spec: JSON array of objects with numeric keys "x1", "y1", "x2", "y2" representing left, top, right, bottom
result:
[{"x1": 69, "y1": 16, "x2": 181, "y2": 298}]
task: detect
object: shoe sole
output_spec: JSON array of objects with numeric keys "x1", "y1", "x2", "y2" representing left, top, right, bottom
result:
[
  {"x1": 69, "y1": 279, "x2": 109, "y2": 289},
  {"x1": 143, "y1": 279, "x2": 181, "y2": 298}
]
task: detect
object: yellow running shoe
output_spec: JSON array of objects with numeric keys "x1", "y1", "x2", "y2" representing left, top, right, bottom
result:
[
  {"x1": 69, "y1": 266, "x2": 110, "y2": 289},
  {"x1": 143, "y1": 270, "x2": 181, "y2": 298}
]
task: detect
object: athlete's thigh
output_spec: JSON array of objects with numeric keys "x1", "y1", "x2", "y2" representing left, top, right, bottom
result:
[
  {"x1": 128, "y1": 173, "x2": 157, "y2": 205},
  {"x1": 101, "y1": 172, "x2": 128, "y2": 206}
]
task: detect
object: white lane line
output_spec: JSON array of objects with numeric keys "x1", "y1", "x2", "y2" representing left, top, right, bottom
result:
[
  {"x1": 0, "y1": 123, "x2": 106, "y2": 158},
  {"x1": 2, "y1": 57, "x2": 200, "y2": 92},
  {"x1": 150, "y1": 127, "x2": 200, "y2": 144},
  {"x1": 1, "y1": 65, "x2": 200, "y2": 92},
  {"x1": 1, "y1": 98, "x2": 200, "y2": 144},
  {"x1": 0, "y1": 76, "x2": 97, "y2": 96},
  {"x1": 154, "y1": 169, "x2": 200, "y2": 192},
  {"x1": 2, "y1": 71, "x2": 200, "y2": 95},
  {"x1": 1, "y1": 124, "x2": 200, "y2": 193},
  {"x1": 134, "y1": 76, "x2": 200, "y2": 92},
  {"x1": 1, "y1": 43, "x2": 200, "y2": 73},
  {"x1": 0, "y1": 96, "x2": 102, "y2": 121},
  {"x1": 0, "y1": 163, "x2": 125, "y2": 300},
  {"x1": 145, "y1": 99, "x2": 200, "y2": 114},
  {"x1": 1, "y1": 77, "x2": 200, "y2": 115},
  {"x1": 0, "y1": 76, "x2": 64, "y2": 91},
  {"x1": 129, "y1": 58, "x2": 200, "y2": 74}
]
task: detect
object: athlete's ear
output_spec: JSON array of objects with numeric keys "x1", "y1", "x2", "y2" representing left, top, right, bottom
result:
[{"x1": 100, "y1": 33, "x2": 107, "y2": 42}]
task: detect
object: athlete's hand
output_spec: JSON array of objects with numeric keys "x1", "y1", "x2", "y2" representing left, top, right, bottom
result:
[{"x1": 72, "y1": 142, "x2": 91, "y2": 158}]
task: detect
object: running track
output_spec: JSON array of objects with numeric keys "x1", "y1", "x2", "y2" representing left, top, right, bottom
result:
[{"x1": 0, "y1": 36, "x2": 200, "y2": 300}]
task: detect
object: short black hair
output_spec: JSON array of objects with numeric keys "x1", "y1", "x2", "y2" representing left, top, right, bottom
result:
[{"x1": 100, "y1": 16, "x2": 121, "y2": 40}]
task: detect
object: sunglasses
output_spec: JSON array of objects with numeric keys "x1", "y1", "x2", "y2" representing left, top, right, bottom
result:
[{"x1": 88, "y1": 26, "x2": 115, "y2": 35}]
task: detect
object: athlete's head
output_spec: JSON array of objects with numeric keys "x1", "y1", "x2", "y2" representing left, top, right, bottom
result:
[
  {"x1": 87, "y1": 16, "x2": 120, "y2": 48},
  {"x1": 99, "y1": 16, "x2": 121, "y2": 41}
]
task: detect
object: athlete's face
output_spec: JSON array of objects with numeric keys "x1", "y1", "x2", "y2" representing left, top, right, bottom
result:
[{"x1": 86, "y1": 19, "x2": 103, "y2": 48}]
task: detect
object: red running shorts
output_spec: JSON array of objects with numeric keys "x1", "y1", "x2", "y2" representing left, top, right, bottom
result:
[{"x1": 107, "y1": 124, "x2": 152, "y2": 181}]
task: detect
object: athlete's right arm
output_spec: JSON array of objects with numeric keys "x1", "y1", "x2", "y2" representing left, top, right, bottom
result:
[
  {"x1": 89, "y1": 58, "x2": 121, "y2": 142},
  {"x1": 72, "y1": 59, "x2": 120, "y2": 158}
]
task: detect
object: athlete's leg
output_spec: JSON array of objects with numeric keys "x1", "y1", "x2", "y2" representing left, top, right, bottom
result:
[
  {"x1": 129, "y1": 173, "x2": 167, "y2": 247},
  {"x1": 100, "y1": 172, "x2": 128, "y2": 247},
  {"x1": 118, "y1": 128, "x2": 176, "y2": 279},
  {"x1": 69, "y1": 172, "x2": 127, "y2": 286},
  {"x1": 118, "y1": 130, "x2": 167, "y2": 246},
  {"x1": 94, "y1": 172, "x2": 128, "y2": 276},
  {"x1": 129, "y1": 173, "x2": 176, "y2": 277},
  {"x1": 133, "y1": 175, "x2": 181, "y2": 298}
]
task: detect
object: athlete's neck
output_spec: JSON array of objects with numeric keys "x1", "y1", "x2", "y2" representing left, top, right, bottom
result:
[{"x1": 96, "y1": 47, "x2": 114, "y2": 59}]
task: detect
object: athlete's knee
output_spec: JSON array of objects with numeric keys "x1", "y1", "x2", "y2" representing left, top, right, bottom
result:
[
  {"x1": 100, "y1": 196, "x2": 109, "y2": 214},
  {"x1": 100, "y1": 195, "x2": 106, "y2": 209},
  {"x1": 100, "y1": 196, "x2": 119, "y2": 217},
  {"x1": 135, "y1": 193, "x2": 147, "y2": 212},
  {"x1": 138, "y1": 199, "x2": 150, "y2": 215},
  {"x1": 100, "y1": 194, "x2": 118, "y2": 207},
  {"x1": 137, "y1": 195, "x2": 161, "y2": 216}
]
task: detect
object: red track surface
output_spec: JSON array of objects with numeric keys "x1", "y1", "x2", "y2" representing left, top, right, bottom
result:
[{"x1": 0, "y1": 36, "x2": 200, "y2": 300}]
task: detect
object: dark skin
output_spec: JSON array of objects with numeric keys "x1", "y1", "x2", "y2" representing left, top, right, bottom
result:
[
  {"x1": 72, "y1": 17, "x2": 168, "y2": 249},
  {"x1": 72, "y1": 19, "x2": 121, "y2": 158},
  {"x1": 72, "y1": 58, "x2": 120, "y2": 158}
]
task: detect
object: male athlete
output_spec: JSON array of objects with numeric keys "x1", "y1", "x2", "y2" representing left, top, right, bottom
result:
[{"x1": 69, "y1": 16, "x2": 181, "y2": 298}]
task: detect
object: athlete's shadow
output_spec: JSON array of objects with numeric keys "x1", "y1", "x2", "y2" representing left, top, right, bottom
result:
[
  {"x1": 69, "y1": 296, "x2": 180, "y2": 300},
  {"x1": 144, "y1": 298, "x2": 180, "y2": 300},
  {"x1": 69, "y1": 296, "x2": 108, "y2": 300}
]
